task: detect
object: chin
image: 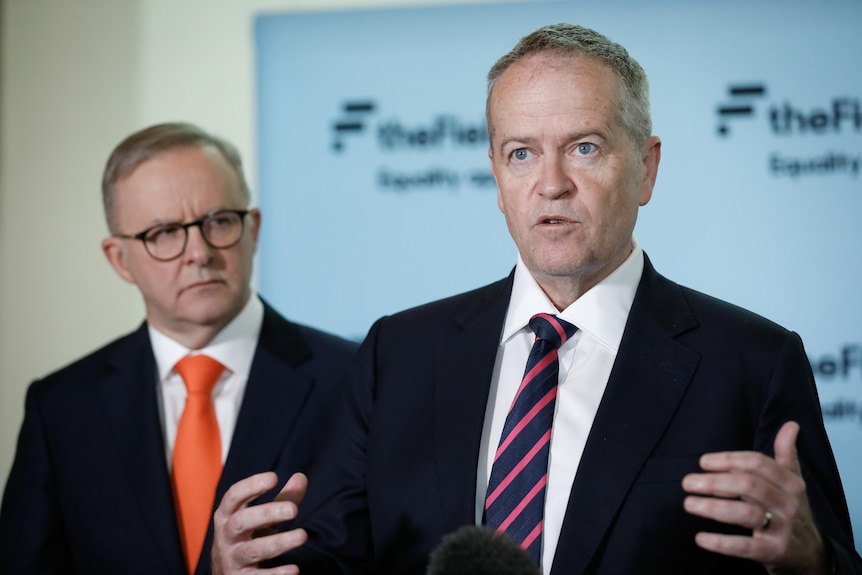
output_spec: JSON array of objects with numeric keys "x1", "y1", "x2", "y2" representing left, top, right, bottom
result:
[
  {"x1": 527, "y1": 252, "x2": 589, "y2": 277},
  {"x1": 182, "y1": 296, "x2": 242, "y2": 325}
]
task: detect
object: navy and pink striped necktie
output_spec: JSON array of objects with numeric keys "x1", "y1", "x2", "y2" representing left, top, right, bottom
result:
[{"x1": 485, "y1": 313, "x2": 578, "y2": 566}]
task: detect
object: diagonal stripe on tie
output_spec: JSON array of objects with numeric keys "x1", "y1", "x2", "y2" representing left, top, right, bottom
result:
[
  {"x1": 491, "y1": 388, "x2": 556, "y2": 465},
  {"x1": 497, "y1": 475, "x2": 548, "y2": 532},
  {"x1": 485, "y1": 313, "x2": 578, "y2": 567},
  {"x1": 486, "y1": 428, "x2": 552, "y2": 507}
]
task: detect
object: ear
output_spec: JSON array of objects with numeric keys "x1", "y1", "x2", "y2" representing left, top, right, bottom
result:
[
  {"x1": 248, "y1": 208, "x2": 261, "y2": 241},
  {"x1": 638, "y1": 135, "x2": 661, "y2": 206},
  {"x1": 247, "y1": 208, "x2": 262, "y2": 250},
  {"x1": 489, "y1": 148, "x2": 505, "y2": 213},
  {"x1": 101, "y1": 237, "x2": 137, "y2": 284}
]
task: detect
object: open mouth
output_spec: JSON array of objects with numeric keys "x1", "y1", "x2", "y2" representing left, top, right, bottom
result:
[{"x1": 538, "y1": 216, "x2": 573, "y2": 225}]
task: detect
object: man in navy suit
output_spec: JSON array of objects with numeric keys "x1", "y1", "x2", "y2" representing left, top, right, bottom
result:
[
  {"x1": 211, "y1": 24, "x2": 861, "y2": 574},
  {"x1": 0, "y1": 122, "x2": 357, "y2": 575}
]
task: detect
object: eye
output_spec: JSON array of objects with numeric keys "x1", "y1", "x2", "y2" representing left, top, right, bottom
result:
[
  {"x1": 576, "y1": 143, "x2": 595, "y2": 155},
  {"x1": 208, "y1": 215, "x2": 232, "y2": 227},
  {"x1": 145, "y1": 225, "x2": 181, "y2": 243},
  {"x1": 511, "y1": 148, "x2": 530, "y2": 162}
]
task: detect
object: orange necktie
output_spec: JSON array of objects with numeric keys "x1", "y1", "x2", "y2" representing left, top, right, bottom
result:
[{"x1": 172, "y1": 355, "x2": 225, "y2": 575}]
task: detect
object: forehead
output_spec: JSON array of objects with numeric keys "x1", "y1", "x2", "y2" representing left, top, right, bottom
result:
[
  {"x1": 113, "y1": 146, "x2": 244, "y2": 226},
  {"x1": 489, "y1": 52, "x2": 623, "y2": 143}
]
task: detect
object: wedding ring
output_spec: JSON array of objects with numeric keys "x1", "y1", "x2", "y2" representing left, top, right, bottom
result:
[{"x1": 760, "y1": 510, "x2": 772, "y2": 530}]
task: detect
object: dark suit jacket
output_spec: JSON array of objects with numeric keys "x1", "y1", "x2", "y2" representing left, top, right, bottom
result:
[
  {"x1": 292, "y1": 255, "x2": 860, "y2": 574},
  {"x1": 0, "y1": 301, "x2": 358, "y2": 575}
]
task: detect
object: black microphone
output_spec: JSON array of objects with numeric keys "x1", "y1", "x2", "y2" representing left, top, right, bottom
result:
[{"x1": 426, "y1": 525, "x2": 542, "y2": 575}]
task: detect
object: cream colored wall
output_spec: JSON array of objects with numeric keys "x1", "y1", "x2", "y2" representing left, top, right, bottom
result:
[
  {"x1": 0, "y1": 0, "x2": 144, "y2": 494},
  {"x1": 0, "y1": 0, "x2": 512, "y2": 501}
]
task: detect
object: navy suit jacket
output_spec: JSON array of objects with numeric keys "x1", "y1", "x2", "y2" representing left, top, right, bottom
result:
[
  {"x1": 292, "y1": 256, "x2": 860, "y2": 574},
  {"x1": 0, "y1": 302, "x2": 358, "y2": 575}
]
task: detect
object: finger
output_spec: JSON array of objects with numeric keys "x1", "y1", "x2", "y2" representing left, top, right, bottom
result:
[
  {"x1": 695, "y1": 451, "x2": 796, "y2": 495},
  {"x1": 698, "y1": 450, "x2": 772, "y2": 474},
  {"x1": 274, "y1": 472, "x2": 308, "y2": 505},
  {"x1": 243, "y1": 566, "x2": 299, "y2": 575},
  {"x1": 217, "y1": 472, "x2": 280, "y2": 516},
  {"x1": 692, "y1": 531, "x2": 778, "y2": 563},
  {"x1": 234, "y1": 528, "x2": 309, "y2": 567},
  {"x1": 228, "y1": 499, "x2": 302, "y2": 538},
  {"x1": 772, "y1": 420, "x2": 801, "y2": 473},
  {"x1": 682, "y1": 468, "x2": 775, "y2": 503},
  {"x1": 683, "y1": 495, "x2": 770, "y2": 531}
]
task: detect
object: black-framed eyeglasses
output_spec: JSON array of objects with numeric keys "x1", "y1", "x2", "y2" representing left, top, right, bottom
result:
[{"x1": 114, "y1": 209, "x2": 250, "y2": 262}]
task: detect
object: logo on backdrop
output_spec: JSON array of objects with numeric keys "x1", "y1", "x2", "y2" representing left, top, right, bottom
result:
[
  {"x1": 716, "y1": 84, "x2": 767, "y2": 136},
  {"x1": 715, "y1": 83, "x2": 862, "y2": 179},
  {"x1": 811, "y1": 343, "x2": 862, "y2": 381},
  {"x1": 331, "y1": 99, "x2": 488, "y2": 153},
  {"x1": 811, "y1": 343, "x2": 862, "y2": 426},
  {"x1": 330, "y1": 100, "x2": 494, "y2": 193},
  {"x1": 332, "y1": 101, "x2": 377, "y2": 152}
]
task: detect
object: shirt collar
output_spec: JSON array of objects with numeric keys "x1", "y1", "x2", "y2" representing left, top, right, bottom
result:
[
  {"x1": 149, "y1": 295, "x2": 264, "y2": 381},
  {"x1": 502, "y1": 237, "x2": 644, "y2": 352}
]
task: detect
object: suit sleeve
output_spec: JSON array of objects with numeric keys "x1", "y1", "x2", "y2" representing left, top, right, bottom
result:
[
  {"x1": 763, "y1": 332, "x2": 862, "y2": 573},
  {"x1": 829, "y1": 536, "x2": 862, "y2": 575},
  {"x1": 0, "y1": 382, "x2": 74, "y2": 574},
  {"x1": 277, "y1": 319, "x2": 385, "y2": 574}
]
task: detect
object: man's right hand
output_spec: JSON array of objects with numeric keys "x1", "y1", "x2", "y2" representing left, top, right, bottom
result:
[{"x1": 212, "y1": 471, "x2": 309, "y2": 575}]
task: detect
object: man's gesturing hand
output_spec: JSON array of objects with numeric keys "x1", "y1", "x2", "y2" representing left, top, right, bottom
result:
[
  {"x1": 682, "y1": 421, "x2": 828, "y2": 575},
  {"x1": 211, "y1": 472, "x2": 309, "y2": 575}
]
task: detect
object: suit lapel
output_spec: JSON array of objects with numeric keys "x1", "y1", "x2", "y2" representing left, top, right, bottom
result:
[
  {"x1": 550, "y1": 257, "x2": 701, "y2": 574},
  {"x1": 98, "y1": 324, "x2": 184, "y2": 571},
  {"x1": 433, "y1": 275, "x2": 514, "y2": 533},
  {"x1": 193, "y1": 305, "x2": 314, "y2": 575},
  {"x1": 217, "y1": 303, "x2": 313, "y2": 496}
]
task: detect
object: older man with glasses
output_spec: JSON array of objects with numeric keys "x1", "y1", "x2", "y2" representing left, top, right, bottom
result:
[{"x1": 0, "y1": 122, "x2": 358, "y2": 575}]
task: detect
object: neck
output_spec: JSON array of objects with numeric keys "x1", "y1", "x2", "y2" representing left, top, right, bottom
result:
[
  {"x1": 148, "y1": 292, "x2": 251, "y2": 350},
  {"x1": 530, "y1": 241, "x2": 635, "y2": 310},
  {"x1": 169, "y1": 326, "x2": 223, "y2": 351},
  {"x1": 148, "y1": 319, "x2": 226, "y2": 350},
  {"x1": 534, "y1": 274, "x2": 594, "y2": 311}
]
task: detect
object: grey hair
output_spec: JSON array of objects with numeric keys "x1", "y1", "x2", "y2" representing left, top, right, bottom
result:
[
  {"x1": 101, "y1": 122, "x2": 250, "y2": 233},
  {"x1": 486, "y1": 23, "x2": 652, "y2": 148}
]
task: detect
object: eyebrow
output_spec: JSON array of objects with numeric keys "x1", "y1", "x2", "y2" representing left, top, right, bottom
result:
[
  {"x1": 496, "y1": 130, "x2": 607, "y2": 153},
  {"x1": 142, "y1": 207, "x2": 233, "y2": 228}
]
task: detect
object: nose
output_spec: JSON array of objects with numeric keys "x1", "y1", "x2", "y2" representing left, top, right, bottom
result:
[
  {"x1": 537, "y1": 153, "x2": 573, "y2": 199},
  {"x1": 184, "y1": 224, "x2": 213, "y2": 265}
]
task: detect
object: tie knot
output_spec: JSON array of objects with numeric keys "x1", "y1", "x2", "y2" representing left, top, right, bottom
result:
[
  {"x1": 174, "y1": 355, "x2": 225, "y2": 395},
  {"x1": 528, "y1": 313, "x2": 577, "y2": 349}
]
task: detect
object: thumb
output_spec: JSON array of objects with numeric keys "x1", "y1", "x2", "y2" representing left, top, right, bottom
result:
[{"x1": 773, "y1": 420, "x2": 801, "y2": 472}]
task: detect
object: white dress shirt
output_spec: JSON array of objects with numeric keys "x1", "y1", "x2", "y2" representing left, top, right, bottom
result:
[
  {"x1": 476, "y1": 240, "x2": 644, "y2": 572},
  {"x1": 150, "y1": 295, "x2": 264, "y2": 467}
]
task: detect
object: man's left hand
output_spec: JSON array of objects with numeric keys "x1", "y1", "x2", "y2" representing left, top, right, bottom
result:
[{"x1": 682, "y1": 420, "x2": 829, "y2": 574}]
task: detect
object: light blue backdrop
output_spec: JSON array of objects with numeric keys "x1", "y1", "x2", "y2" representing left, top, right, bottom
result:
[{"x1": 255, "y1": 0, "x2": 862, "y2": 548}]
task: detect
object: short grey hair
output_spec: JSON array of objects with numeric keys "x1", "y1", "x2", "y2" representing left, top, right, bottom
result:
[
  {"x1": 101, "y1": 122, "x2": 250, "y2": 233},
  {"x1": 486, "y1": 23, "x2": 652, "y2": 148}
]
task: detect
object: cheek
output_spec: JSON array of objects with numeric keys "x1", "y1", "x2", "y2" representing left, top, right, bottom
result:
[
  {"x1": 496, "y1": 181, "x2": 519, "y2": 218},
  {"x1": 227, "y1": 245, "x2": 256, "y2": 279},
  {"x1": 135, "y1": 266, "x2": 179, "y2": 307},
  {"x1": 595, "y1": 165, "x2": 641, "y2": 211},
  {"x1": 123, "y1": 251, "x2": 155, "y2": 284},
  {"x1": 498, "y1": 191, "x2": 530, "y2": 232}
]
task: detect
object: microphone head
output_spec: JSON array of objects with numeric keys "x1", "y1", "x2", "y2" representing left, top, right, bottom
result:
[{"x1": 426, "y1": 525, "x2": 541, "y2": 575}]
